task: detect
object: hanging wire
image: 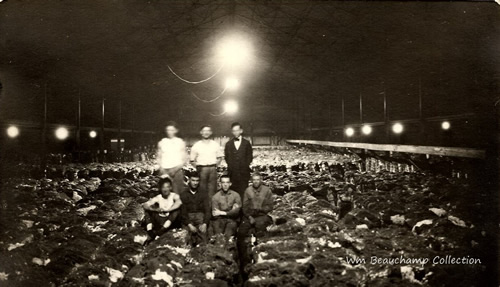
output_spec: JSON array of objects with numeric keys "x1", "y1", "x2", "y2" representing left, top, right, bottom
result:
[
  {"x1": 210, "y1": 110, "x2": 227, "y2": 117},
  {"x1": 167, "y1": 62, "x2": 224, "y2": 84},
  {"x1": 191, "y1": 86, "x2": 227, "y2": 103}
]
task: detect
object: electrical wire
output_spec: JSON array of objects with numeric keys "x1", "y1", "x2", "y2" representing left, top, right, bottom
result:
[
  {"x1": 167, "y1": 62, "x2": 224, "y2": 84},
  {"x1": 209, "y1": 111, "x2": 227, "y2": 117},
  {"x1": 190, "y1": 86, "x2": 227, "y2": 103}
]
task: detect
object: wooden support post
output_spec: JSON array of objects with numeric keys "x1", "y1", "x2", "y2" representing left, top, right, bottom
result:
[
  {"x1": 41, "y1": 82, "x2": 48, "y2": 173},
  {"x1": 76, "y1": 90, "x2": 81, "y2": 162},
  {"x1": 100, "y1": 98, "x2": 105, "y2": 163}
]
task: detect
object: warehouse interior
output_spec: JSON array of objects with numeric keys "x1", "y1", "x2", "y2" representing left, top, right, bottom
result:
[{"x1": 0, "y1": 0, "x2": 499, "y2": 286}]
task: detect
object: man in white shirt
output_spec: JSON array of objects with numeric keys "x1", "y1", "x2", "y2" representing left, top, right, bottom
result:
[
  {"x1": 190, "y1": 125, "x2": 223, "y2": 200},
  {"x1": 143, "y1": 177, "x2": 182, "y2": 240},
  {"x1": 157, "y1": 121, "x2": 187, "y2": 194}
]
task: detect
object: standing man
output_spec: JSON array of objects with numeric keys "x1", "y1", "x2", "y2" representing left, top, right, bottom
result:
[
  {"x1": 157, "y1": 121, "x2": 187, "y2": 194},
  {"x1": 211, "y1": 175, "x2": 242, "y2": 238},
  {"x1": 224, "y1": 122, "x2": 253, "y2": 197},
  {"x1": 180, "y1": 172, "x2": 210, "y2": 246},
  {"x1": 190, "y1": 125, "x2": 223, "y2": 200}
]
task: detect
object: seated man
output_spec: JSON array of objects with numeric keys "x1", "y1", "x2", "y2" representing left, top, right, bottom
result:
[
  {"x1": 180, "y1": 172, "x2": 210, "y2": 246},
  {"x1": 236, "y1": 173, "x2": 274, "y2": 280},
  {"x1": 238, "y1": 173, "x2": 274, "y2": 239},
  {"x1": 338, "y1": 184, "x2": 355, "y2": 220},
  {"x1": 211, "y1": 175, "x2": 241, "y2": 239},
  {"x1": 143, "y1": 177, "x2": 182, "y2": 240}
]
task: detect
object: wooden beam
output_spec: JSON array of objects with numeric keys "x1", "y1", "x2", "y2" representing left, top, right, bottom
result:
[{"x1": 286, "y1": 140, "x2": 485, "y2": 159}]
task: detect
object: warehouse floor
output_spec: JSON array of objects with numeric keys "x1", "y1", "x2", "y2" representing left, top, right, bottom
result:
[{"x1": 0, "y1": 147, "x2": 496, "y2": 286}]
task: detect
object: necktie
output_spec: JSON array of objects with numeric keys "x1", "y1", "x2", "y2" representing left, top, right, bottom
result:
[{"x1": 234, "y1": 138, "x2": 240, "y2": 141}]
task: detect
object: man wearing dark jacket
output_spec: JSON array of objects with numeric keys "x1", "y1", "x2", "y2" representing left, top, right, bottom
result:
[
  {"x1": 180, "y1": 172, "x2": 210, "y2": 246},
  {"x1": 224, "y1": 122, "x2": 253, "y2": 197}
]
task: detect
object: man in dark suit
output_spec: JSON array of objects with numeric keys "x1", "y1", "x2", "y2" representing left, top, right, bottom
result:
[{"x1": 224, "y1": 122, "x2": 253, "y2": 197}]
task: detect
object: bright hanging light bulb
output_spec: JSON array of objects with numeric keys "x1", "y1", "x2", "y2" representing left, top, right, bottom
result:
[
  {"x1": 55, "y1": 127, "x2": 69, "y2": 140},
  {"x1": 225, "y1": 77, "x2": 240, "y2": 91},
  {"x1": 441, "y1": 121, "x2": 451, "y2": 130},
  {"x1": 89, "y1": 130, "x2": 97, "y2": 138},
  {"x1": 224, "y1": 100, "x2": 238, "y2": 115},
  {"x1": 7, "y1": 126, "x2": 20, "y2": 138},
  {"x1": 345, "y1": 127, "x2": 355, "y2": 137},
  {"x1": 362, "y1": 125, "x2": 372, "y2": 135},
  {"x1": 216, "y1": 35, "x2": 252, "y2": 68},
  {"x1": 392, "y1": 123, "x2": 404, "y2": 134}
]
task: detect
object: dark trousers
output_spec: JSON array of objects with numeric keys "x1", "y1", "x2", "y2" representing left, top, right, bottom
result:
[
  {"x1": 184, "y1": 212, "x2": 208, "y2": 246},
  {"x1": 229, "y1": 170, "x2": 250, "y2": 197},
  {"x1": 146, "y1": 210, "x2": 179, "y2": 231},
  {"x1": 160, "y1": 167, "x2": 185, "y2": 194},
  {"x1": 197, "y1": 166, "x2": 218, "y2": 200},
  {"x1": 237, "y1": 215, "x2": 273, "y2": 276},
  {"x1": 237, "y1": 215, "x2": 273, "y2": 240},
  {"x1": 212, "y1": 217, "x2": 238, "y2": 238}
]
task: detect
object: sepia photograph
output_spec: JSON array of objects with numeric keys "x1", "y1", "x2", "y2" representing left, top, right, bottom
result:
[{"x1": 0, "y1": 0, "x2": 498, "y2": 286}]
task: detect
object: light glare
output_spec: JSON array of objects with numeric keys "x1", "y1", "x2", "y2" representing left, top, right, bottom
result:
[
  {"x1": 392, "y1": 123, "x2": 404, "y2": 134},
  {"x1": 362, "y1": 125, "x2": 372, "y2": 135},
  {"x1": 345, "y1": 127, "x2": 355, "y2": 137},
  {"x1": 7, "y1": 126, "x2": 19, "y2": 138},
  {"x1": 224, "y1": 100, "x2": 238, "y2": 115},
  {"x1": 225, "y1": 77, "x2": 240, "y2": 91},
  {"x1": 217, "y1": 35, "x2": 252, "y2": 67},
  {"x1": 89, "y1": 130, "x2": 97, "y2": 138},
  {"x1": 55, "y1": 127, "x2": 69, "y2": 140}
]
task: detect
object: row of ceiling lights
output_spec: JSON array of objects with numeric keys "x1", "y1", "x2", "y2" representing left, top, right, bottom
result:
[
  {"x1": 344, "y1": 121, "x2": 451, "y2": 137},
  {"x1": 213, "y1": 35, "x2": 253, "y2": 115},
  {"x1": 6, "y1": 126, "x2": 97, "y2": 140},
  {"x1": 6, "y1": 121, "x2": 452, "y2": 140}
]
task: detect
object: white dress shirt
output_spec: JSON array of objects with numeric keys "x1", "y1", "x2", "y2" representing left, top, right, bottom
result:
[
  {"x1": 190, "y1": 140, "x2": 223, "y2": 166},
  {"x1": 234, "y1": 136, "x2": 242, "y2": 150},
  {"x1": 157, "y1": 137, "x2": 186, "y2": 169}
]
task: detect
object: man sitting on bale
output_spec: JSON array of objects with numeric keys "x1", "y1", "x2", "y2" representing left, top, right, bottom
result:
[
  {"x1": 143, "y1": 177, "x2": 182, "y2": 241},
  {"x1": 238, "y1": 172, "x2": 274, "y2": 238},
  {"x1": 180, "y1": 172, "x2": 210, "y2": 246},
  {"x1": 236, "y1": 172, "x2": 274, "y2": 281},
  {"x1": 211, "y1": 175, "x2": 242, "y2": 239}
]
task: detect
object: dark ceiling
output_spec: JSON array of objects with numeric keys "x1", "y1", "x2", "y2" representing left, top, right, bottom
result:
[{"x1": 0, "y1": 0, "x2": 499, "y2": 133}]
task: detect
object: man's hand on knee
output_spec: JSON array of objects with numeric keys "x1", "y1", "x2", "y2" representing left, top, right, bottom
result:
[
  {"x1": 163, "y1": 220, "x2": 172, "y2": 229},
  {"x1": 199, "y1": 223, "x2": 207, "y2": 233},
  {"x1": 248, "y1": 216, "x2": 256, "y2": 226},
  {"x1": 187, "y1": 223, "x2": 197, "y2": 233}
]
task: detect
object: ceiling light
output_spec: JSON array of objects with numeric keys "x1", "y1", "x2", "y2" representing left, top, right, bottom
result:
[
  {"x1": 55, "y1": 127, "x2": 69, "y2": 140},
  {"x1": 362, "y1": 125, "x2": 372, "y2": 135},
  {"x1": 6, "y1": 126, "x2": 19, "y2": 138},
  {"x1": 441, "y1": 121, "x2": 451, "y2": 130},
  {"x1": 392, "y1": 123, "x2": 403, "y2": 134},
  {"x1": 345, "y1": 127, "x2": 354, "y2": 137},
  {"x1": 225, "y1": 77, "x2": 240, "y2": 91},
  {"x1": 224, "y1": 100, "x2": 238, "y2": 115}
]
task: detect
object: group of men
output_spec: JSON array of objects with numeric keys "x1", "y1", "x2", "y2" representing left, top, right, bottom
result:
[{"x1": 142, "y1": 121, "x2": 274, "y2": 248}]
